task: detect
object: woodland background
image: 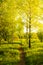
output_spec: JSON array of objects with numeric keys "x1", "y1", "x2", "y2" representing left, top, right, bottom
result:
[{"x1": 0, "y1": 0, "x2": 43, "y2": 65}]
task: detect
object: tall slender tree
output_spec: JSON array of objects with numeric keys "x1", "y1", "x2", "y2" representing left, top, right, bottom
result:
[{"x1": 29, "y1": 0, "x2": 31, "y2": 48}]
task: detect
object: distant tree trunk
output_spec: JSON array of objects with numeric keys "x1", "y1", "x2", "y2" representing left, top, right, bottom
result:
[
  {"x1": 26, "y1": 22, "x2": 28, "y2": 45},
  {"x1": 29, "y1": 17, "x2": 31, "y2": 48},
  {"x1": 29, "y1": 1, "x2": 31, "y2": 48},
  {"x1": 26, "y1": 5, "x2": 31, "y2": 48}
]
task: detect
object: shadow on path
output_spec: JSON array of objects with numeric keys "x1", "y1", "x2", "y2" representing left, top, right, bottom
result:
[{"x1": 18, "y1": 46, "x2": 26, "y2": 65}]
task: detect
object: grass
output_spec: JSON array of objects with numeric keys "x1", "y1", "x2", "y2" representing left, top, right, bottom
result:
[
  {"x1": 24, "y1": 42, "x2": 43, "y2": 65},
  {"x1": 0, "y1": 40, "x2": 43, "y2": 65},
  {"x1": 0, "y1": 41, "x2": 21, "y2": 65}
]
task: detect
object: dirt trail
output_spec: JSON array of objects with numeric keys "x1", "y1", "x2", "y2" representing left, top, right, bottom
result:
[{"x1": 18, "y1": 46, "x2": 26, "y2": 65}]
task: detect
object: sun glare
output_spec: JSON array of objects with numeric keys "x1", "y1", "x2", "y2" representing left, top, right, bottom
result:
[{"x1": 38, "y1": 20, "x2": 43, "y2": 24}]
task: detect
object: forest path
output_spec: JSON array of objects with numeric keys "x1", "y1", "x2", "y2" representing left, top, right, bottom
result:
[{"x1": 18, "y1": 45, "x2": 26, "y2": 65}]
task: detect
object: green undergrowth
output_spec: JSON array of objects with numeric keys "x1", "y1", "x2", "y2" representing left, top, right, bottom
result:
[
  {"x1": 0, "y1": 40, "x2": 43, "y2": 65},
  {"x1": 0, "y1": 41, "x2": 21, "y2": 65},
  {"x1": 24, "y1": 42, "x2": 43, "y2": 65}
]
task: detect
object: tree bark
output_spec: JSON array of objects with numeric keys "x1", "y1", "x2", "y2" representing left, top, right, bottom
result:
[{"x1": 29, "y1": 1, "x2": 31, "y2": 48}]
